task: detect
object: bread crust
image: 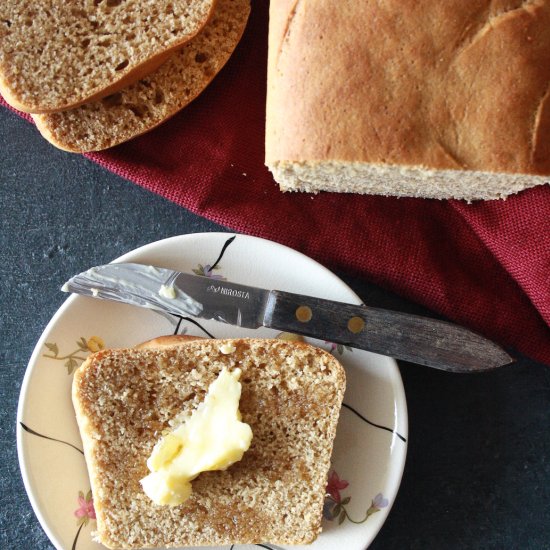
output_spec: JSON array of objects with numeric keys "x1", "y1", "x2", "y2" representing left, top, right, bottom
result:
[
  {"x1": 265, "y1": 0, "x2": 550, "y2": 198},
  {"x1": 134, "y1": 334, "x2": 203, "y2": 349},
  {"x1": 72, "y1": 337, "x2": 345, "y2": 548}
]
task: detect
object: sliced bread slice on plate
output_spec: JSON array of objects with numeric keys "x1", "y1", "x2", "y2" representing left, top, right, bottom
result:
[{"x1": 72, "y1": 337, "x2": 346, "y2": 548}]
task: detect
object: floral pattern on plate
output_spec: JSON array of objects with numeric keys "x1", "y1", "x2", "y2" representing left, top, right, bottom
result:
[
  {"x1": 43, "y1": 336, "x2": 105, "y2": 375},
  {"x1": 72, "y1": 491, "x2": 96, "y2": 549},
  {"x1": 324, "y1": 471, "x2": 389, "y2": 525}
]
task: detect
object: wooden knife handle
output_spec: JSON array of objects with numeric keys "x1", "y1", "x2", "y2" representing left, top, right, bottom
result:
[
  {"x1": 263, "y1": 290, "x2": 369, "y2": 347},
  {"x1": 263, "y1": 290, "x2": 513, "y2": 372}
]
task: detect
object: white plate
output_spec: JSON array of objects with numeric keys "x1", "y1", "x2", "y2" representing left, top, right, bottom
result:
[{"x1": 17, "y1": 232, "x2": 408, "y2": 550}]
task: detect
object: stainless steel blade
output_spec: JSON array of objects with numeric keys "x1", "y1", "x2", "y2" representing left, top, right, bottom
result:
[
  {"x1": 172, "y1": 272, "x2": 270, "y2": 329},
  {"x1": 62, "y1": 263, "x2": 204, "y2": 318},
  {"x1": 63, "y1": 263, "x2": 270, "y2": 329}
]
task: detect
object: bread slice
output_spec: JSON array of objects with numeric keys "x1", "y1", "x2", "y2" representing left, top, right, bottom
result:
[
  {"x1": 0, "y1": 0, "x2": 216, "y2": 113},
  {"x1": 31, "y1": 0, "x2": 250, "y2": 152},
  {"x1": 265, "y1": 0, "x2": 550, "y2": 200},
  {"x1": 72, "y1": 337, "x2": 345, "y2": 548}
]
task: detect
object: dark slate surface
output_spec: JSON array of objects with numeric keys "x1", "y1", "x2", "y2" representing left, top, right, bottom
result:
[{"x1": 1, "y1": 107, "x2": 549, "y2": 550}]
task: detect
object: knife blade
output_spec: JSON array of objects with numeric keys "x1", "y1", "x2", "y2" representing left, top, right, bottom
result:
[{"x1": 62, "y1": 263, "x2": 514, "y2": 372}]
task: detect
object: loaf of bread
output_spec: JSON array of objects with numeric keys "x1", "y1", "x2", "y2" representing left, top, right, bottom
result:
[
  {"x1": 0, "y1": 0, "x2": 216, "y2": 113},
  {"x1": 72, "y1": 337, "x2": 345, "y2": 548},
  {"x1": 265, "y1": 0, "x2": 550, "y2": 200},
  {"x1": 32, "y1": 0, "x2": 250, "y2": 152}
]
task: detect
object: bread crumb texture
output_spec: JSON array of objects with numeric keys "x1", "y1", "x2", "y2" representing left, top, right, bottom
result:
[
  {"x1": 0, "y1": 0, "x2": 215, "y2": 112},
  {"x1": 72, "y1": 338, "x2": 346, "y2": 548},
  {"x1": 32, "y1": 0, "x2": 250, "y2": 152},
  {"x1": 265, "y1": 0, "x2": 550, "y2": 200}
]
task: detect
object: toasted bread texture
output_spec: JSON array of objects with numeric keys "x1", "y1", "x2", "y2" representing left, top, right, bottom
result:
[
  {"x1": 72, "y1": 337, "x2": 345, "y2": 548},
  {"x1": 265, "y1": 0, "x2": 550, "y2": 200},
  {"x1": 32, "y1": 0, "x2": 250, "y2": 152},
  {"x1": 0, "y1": 0, "x2": 216, "y2": 113}
]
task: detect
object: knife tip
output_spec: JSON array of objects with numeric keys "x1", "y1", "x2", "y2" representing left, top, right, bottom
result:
[{"x1": 486, "y1": 347, "x2": 515, "y2": 370}]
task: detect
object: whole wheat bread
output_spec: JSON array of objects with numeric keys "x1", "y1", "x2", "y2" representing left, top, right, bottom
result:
[
  {"x1": 72, "y1": 337, "x2": 345, "y2": 548},
  {"x1": 0, "y1": 0, "x2": 216, "y2": 113},
  {"x1": 265, "y1": 0, "x2": 550, "y2": 201},
  {"x1": 32, "y1": 0, "x2": 250, "y2": 152}
]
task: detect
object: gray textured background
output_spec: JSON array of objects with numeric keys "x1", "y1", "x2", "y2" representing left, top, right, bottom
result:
[{"x1": 1, "y1": 108, "x2": 549, "y2": 549}]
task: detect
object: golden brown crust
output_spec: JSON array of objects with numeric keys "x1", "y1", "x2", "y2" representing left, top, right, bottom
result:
[
  {"x1": 72, "y1": 337, "x2": 345, "y2": 548},
  {"x1": 134, "y1": 334, "x2": 203, "y2": 349},
  {"x1": 265, "y1": 0, "x2": 550, "y2": 199}
]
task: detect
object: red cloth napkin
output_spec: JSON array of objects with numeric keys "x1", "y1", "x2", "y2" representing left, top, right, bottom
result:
[{"x1": 3, "y1": 2, "x2": 549, "y2": 365}]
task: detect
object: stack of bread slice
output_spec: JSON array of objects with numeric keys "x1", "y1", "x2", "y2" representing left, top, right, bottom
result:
[{"x1": 0, "y1": 0, "x2": 250, "y2": 152}]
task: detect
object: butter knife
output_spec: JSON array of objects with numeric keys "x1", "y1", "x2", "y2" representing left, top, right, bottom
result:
[{"x1": 62, "y1": 263, "x2": 513, "y2": 372}]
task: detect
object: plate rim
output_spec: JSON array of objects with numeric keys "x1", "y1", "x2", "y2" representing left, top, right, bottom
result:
[{"x1": 17, "y1": 231, "x2": 408, "y2": 550}]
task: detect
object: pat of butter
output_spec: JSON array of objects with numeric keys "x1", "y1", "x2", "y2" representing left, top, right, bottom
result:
[
  {"x1": 140, "y1": 368, "x2": 253, "y2": 506},
  {"x1": 159, "y1": 284, "x2": 177, "y2": 299}
]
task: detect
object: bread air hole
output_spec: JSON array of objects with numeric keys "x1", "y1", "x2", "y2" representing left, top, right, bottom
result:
[
  {"x1": 106, "y1": 0, "x2": 124, "y2": 6},
  {"x1": 115, "y1": 59, "x2": 129, "y2": 71},
  {"x1": 128, "y1": 104, "x2": 147, "y2": 118},
  {"x1": 102, "y1": 92, "x2": 123, "y2": 107},
  {"x1": 154, "y1": 90, "x2": 164, "y2": 105},
  {"x1": 195, "y1": 52, "x2": 208, "y2": 63},
  {"x1": 81, "y1": 38, "x2": 91, "y2": 48}
]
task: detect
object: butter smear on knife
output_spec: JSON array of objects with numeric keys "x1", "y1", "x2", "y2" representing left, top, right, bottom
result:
[
  {"x1": 140, "y1": 367, "x2": 253, "y2": 506},
  {"x1": 158, "y1": 284, "x2": 177, "y2": 299}
]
